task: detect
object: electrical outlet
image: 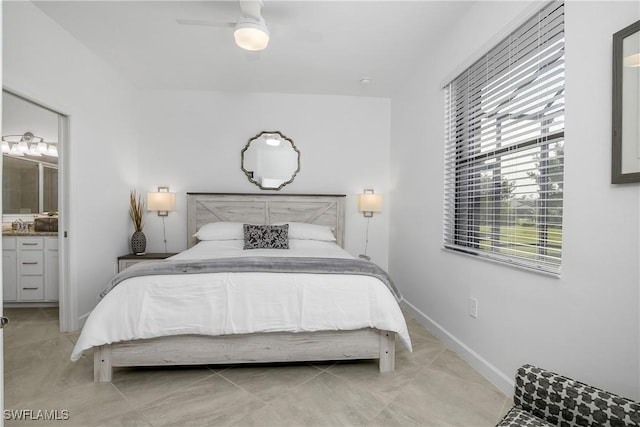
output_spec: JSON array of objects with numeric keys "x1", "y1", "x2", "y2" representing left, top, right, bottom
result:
[{"x1": 469, "y1": 298, "x2": 478, "y2": 319}]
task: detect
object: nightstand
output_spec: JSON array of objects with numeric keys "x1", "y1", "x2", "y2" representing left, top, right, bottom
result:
[{"x1": 117, "y1": 253, "x2": 178, "y2": 273}]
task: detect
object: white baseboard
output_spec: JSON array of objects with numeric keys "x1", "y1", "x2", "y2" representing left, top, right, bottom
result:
[
  {"x1": 401, "y1": 299, "x2": 515, "y2": 397},
  {"x1": 4, "y1": 302, "x2": 58, "y2": 308}
]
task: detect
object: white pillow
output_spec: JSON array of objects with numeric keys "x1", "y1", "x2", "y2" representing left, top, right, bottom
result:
[
  {"x1": 193, "y1": 222, "x2": 245, "y2": 240},
  {"x1": 273, "y1": 222, "x2": 336, "y2": 242}
]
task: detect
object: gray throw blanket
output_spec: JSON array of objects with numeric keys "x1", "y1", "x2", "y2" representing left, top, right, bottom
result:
[{"x1": 100, "y1": 257, "x2": 401, "y2": 301}]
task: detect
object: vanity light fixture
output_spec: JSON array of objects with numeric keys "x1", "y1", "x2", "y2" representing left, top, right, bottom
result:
[
  {"x1": 28, "y1": 143, "x2": 42, "y2": 157},
  {"x1": 2, "y1": 132, "x2": 58, "y2": 158},
  {"x1": 47, "y1": 144, "x2": 58, "y2": 157}
]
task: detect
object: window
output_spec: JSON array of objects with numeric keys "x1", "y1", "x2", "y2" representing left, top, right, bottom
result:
[{"x1": 443, "y1": 1, "x2": 564, "y2": 274}]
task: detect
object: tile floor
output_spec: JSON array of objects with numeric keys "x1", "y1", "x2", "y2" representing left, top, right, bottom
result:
[{"x1": 3, "y1": 307, "x2": 511, "y2": 426}]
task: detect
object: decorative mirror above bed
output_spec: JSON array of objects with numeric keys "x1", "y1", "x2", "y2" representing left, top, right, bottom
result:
[{"x1": 241, "y1": 131, "x2": 300, "y2": 190}]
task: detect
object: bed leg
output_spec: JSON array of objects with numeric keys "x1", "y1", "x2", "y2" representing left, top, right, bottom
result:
[
  {"x1": 94, "y1": 345, "x2": 113, "y2": 382},
  {"x1": 379, "y1": 331, "x2": 395, "y2": 372}
]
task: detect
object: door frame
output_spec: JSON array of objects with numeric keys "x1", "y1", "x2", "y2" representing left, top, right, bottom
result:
[{"x1": 2, "y1": 88, "x2": 75, "y2": 332}]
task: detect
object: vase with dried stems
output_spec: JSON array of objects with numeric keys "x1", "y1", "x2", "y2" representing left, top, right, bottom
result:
[{"x1": 129, "y1": 190, "x2": 146, "y2": 255}]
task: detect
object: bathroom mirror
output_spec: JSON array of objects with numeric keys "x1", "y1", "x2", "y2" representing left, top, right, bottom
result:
[
  {"x1": 612, "y1": 20, "x2": 640, "y2": 183},
  {"x1": 2, "y1": 91, "x2": 59, "y2": 215},
  {"x1": 241, "y1": 131, "x2": 300, "y2": 190}
]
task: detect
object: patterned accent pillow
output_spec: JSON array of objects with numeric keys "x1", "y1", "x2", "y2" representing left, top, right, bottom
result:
[{"x1": 243, "y1": 224, "x2": 289, "y2": 250}]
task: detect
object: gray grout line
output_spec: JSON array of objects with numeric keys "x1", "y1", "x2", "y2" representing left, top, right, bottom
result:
[{"x1": 124, "y1": 369, "x2": 221, "y2": 410}]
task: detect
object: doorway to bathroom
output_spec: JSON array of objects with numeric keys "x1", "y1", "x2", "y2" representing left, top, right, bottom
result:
[{"x1": 2, "y1": 89, "x2": 70, "y2": 332}]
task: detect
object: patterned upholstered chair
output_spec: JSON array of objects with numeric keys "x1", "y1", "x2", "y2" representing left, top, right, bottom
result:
[{"x1": 497, "y1": 364, "x2": 640, "y2": 427}]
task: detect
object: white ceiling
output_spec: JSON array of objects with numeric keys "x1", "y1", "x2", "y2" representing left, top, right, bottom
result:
[{"x1": 33, "y1": 1, "x2": 471, "y2": 97}]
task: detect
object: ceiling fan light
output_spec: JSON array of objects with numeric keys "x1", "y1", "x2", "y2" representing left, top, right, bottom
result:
[
  {"x1": 234, "y1": 19, "x2": 269, "y2": 51},
  {"x1": 1, "y1": 141, "x2": 10, "y2": 153}
]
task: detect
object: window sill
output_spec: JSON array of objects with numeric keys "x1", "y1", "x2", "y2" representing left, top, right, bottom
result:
[{"x1": 442, "y1": 245, "x2": 561, "y2": 278}]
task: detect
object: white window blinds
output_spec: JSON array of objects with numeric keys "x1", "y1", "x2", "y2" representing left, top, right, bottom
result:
[{"x1": 443, "y1": 1, "x2": 565, "y2": 275}]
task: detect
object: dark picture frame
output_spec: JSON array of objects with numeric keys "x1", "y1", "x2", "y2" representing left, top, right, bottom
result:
[{"x1": 612, "y1": 20, "x2": 640, "y2": 184}]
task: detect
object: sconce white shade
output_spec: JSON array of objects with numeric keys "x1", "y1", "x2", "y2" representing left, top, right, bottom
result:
[
  {"x1": 147, "y1": 190, "x2": 176, "y2": 216},
  {"x1": 358, "y1": 191, "x2": 382, "y2": 217}
]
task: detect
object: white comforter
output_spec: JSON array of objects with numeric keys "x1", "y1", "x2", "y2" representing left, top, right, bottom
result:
[{"x1": 71, "y1": 240, "x2": 411, "y2": 361}]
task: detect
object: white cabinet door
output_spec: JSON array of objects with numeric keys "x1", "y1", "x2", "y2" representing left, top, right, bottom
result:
[
  {"x1": 19, "y1": 250, "x2": 44, "y2": 276},
  {"x1": 19, "y1": 276, "x2": 45, "y2": 301}
]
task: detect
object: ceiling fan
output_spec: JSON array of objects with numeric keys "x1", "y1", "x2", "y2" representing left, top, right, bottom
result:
[{"x1": 176, "y1": 0, "x2": 321, "y2": 53}]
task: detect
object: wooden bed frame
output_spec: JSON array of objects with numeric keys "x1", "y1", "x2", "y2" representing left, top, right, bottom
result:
[{"x1": 94, "y1": 193, "x2": 396, "y2": 382}]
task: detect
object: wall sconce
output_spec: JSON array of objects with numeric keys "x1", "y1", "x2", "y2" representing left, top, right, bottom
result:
[
  {"x1": 357, "y1": 189, "x2": 382, "y2": 261},
  {"x1": 147, "y1": 186, "x2": 176, "y2": 253},
  {"x1": 147, "y1": 187, "x2": 176, "y2": 217},
  {"x1": 358, "y1": 189, "x2": 383, "y2": 217}
]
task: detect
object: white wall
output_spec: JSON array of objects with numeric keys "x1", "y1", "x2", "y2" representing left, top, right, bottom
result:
[
  {"x1": 3, "y1": 91, "x2": 59, "y2": 142},
  {"x1": 390, "y1": 0, "x2": 640, "y2": 400},
  {"x1": 3, "y1": 2, "x2": 140, "y2": 324},
  {"x1": 137, "y1": 90, "x2": 391, "y2": 267}
]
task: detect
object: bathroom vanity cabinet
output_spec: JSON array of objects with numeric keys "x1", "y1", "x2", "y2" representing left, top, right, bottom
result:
[{"x1": 3, "y1": 235, "x2": 58, "y2": 304}]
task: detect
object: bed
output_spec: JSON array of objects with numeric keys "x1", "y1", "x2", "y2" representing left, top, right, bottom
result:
[{"x1": 71, "y1": 193, "x2": 411, "y2": 382}]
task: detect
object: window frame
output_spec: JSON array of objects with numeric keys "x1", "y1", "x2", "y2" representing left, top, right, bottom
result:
[{"x1": 443, "y1": 0, "x2": 565, "y2": 275}]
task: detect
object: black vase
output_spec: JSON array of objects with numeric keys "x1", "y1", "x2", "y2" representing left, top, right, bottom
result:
[{"x1": 131, "y1": 231, "x2": 146, "y2": 255}]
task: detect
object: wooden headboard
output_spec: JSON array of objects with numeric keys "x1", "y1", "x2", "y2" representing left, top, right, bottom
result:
[{"x1": 187, "y1": 193, "x2": 346, "y2": 248}]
